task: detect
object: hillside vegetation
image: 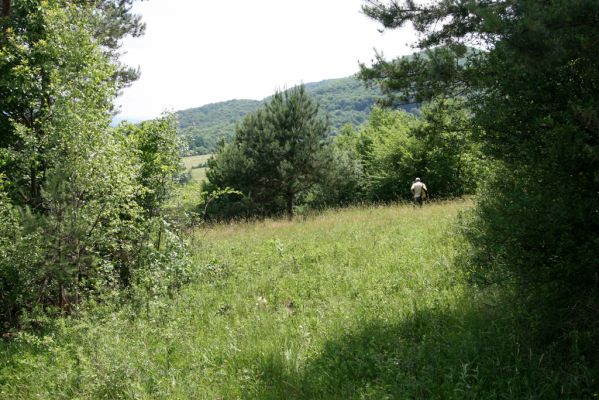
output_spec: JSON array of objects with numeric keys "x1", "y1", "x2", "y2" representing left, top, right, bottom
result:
[
  {"x1": 177, "y1": 76, "x2": 417, "y2": 155},
  {"x1": 2, "y1": 201, "x2": 594, "y2": 398}
]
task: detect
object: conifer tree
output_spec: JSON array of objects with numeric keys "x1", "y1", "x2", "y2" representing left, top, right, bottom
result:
[{"x1": 207, "y1": 86, "x2": 330, "y2": 219}]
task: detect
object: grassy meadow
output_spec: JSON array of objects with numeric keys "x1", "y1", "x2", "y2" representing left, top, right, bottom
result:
[
  {"x1": 0, "y1": 201, "x2": 594, "y2": 399},
  {"x1": 182, "y1": 155, "x2": 212, "y2": 182}
]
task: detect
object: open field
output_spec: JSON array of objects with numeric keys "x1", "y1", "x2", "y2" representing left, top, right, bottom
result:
[
  {"x1": 182, "y1": 154, "x2": 212, "y2": 182},
  {"x1": 1, "y1": 201, "x2": 595, "y2": 399}
]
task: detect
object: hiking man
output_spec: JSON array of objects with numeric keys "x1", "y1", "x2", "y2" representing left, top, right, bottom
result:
[{"x1": 411, "y1": 177, "x2": 428, "y2": 207}]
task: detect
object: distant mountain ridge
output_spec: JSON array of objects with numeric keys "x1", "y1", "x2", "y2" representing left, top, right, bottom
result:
[{"x1": 176, "y1": 75, "x2": 416, "y2": 155}]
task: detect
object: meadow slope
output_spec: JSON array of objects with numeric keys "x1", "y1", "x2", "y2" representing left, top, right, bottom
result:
[{"x1": 1, "y1": 201, "x2": 593, "y2": 399}]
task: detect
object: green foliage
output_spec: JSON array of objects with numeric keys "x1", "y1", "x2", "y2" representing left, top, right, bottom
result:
[
  {"x1": 414, "y1": 98, "x2": 485, "y2": 197},
  {"x1": 302, "y1": 76, "x2": 387, "y2": 128},
  {"x1": 352, "y1": 106, "x2": 421, "y2": 201},
  {"x1": 163, "y1": 182, "x2": 243, "y2": 233},
  {"x1": 361, "y1": 0, "x2": 599, "y2": 338},
  {"x1": 303, "y1": 144, "x2": 364, "y2": 210},
  {"x1": 177, "y1": 99, "x2": 262, "y2": 155},
  {"x1": 117, "y1": 116, "x2": 182, "y2": 217},
  {"x1": 176, "y1": 76, "x2": 392, "y2": 155},
  {"x1": 336, "y1": 99, "x2": 482, "y2": 202},
  {"x1": 359, "y1": 45, "x2": 476, "y2": 104},
  {"x1": 203, "y1": 96, "x2": 479, "y2": 218},
  {"x1": 0, "y1": 0, "x2": 123, "y2": 207},
  {"x1": 84, "y1": 0, "x2": 146, "y2": 52},
  {"x1": 0, "y1": 1, "x2": 189, "y2": 330},
  {"x1": 206, "y1": 86, "x2": 331, "y2": 219},
  {"x1": 0, "y1": 0, "x2": 144, "y2": 152},
  {"x1": 0, "y1": 2, "x2": 130, "y2": 326}
]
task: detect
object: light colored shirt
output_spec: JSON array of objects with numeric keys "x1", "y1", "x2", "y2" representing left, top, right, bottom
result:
[{"x1": 411, "y1": 181, "x2": 427, "y2": 197}]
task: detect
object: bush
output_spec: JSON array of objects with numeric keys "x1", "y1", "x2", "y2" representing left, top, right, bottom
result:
[{"x1": 335, "y1": 101, "x2": 483, "y2": 203}]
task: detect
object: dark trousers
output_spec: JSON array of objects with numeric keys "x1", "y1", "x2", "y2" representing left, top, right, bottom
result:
[{"x1": 414, "y1": 195, "x2": 423, "y2": 207}]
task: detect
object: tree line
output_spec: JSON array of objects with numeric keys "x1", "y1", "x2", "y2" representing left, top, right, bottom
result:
[
  {"x1": 203, "y1": 90, "x2": 481, "y2": 220},
  {"x1": 177, "y1": 76, "x2": 384, "y2": 156}
]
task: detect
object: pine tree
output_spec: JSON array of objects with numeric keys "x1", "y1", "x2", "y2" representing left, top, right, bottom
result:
[{"x1": 207, "y1": 86, "x2": 330, "y2": 219}]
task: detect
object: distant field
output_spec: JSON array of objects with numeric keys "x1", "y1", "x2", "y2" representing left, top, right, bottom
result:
[
  {"x1": 182, "y1": 154, "x2": 212, "y2": 182},
  {"x1": 1, "y1": 200, "x2": 591, "y2": 399}
]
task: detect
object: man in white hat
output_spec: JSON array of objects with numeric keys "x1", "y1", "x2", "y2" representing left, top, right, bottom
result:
[{"x1": 410, "y1": 177, "x2": 428, "y2": 207}]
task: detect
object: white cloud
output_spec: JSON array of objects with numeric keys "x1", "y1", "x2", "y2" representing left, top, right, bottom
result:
[{"x1": 115, "y1": 0, "x2": 416, "y2": 121}]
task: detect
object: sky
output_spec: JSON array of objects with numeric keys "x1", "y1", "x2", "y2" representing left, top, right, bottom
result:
[{"x1": 114, "y1": 0, "x2": 417, "y2": 122}]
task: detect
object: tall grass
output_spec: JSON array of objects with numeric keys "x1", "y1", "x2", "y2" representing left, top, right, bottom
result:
[{"x1": 1, "y1": 201, "x2": 596, "y2": 398}]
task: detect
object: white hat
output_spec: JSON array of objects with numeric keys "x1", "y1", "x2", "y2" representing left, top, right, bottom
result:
[{"x1": 415, "y1": 177, "x2": 420, "y2": 182}]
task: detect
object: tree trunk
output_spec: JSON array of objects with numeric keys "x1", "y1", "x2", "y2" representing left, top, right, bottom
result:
[
  {"x1": 1, "y1": 0, "x2": 10, "y2": 17},
  {"x1": 286, "y1": 190, "x2": 293, "y2": 220},
  {"x1": 156, "y1": 220, "x2": 163, "y2": 250},
  {"x1": 30, "y1": 162, "x2": 41, "y2": 209}
]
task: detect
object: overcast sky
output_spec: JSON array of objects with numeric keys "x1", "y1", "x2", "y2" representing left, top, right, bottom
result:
[{"x1": 114, "y1": 0, "x2": 416, "y2": 121}]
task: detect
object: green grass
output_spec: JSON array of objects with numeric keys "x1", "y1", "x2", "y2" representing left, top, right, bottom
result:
[
  {"x1": 1, "y1": 201, "x2": 596, "y2": 399},
  {"x1": 182, "y1": 154, "x2": 211, "y2": 182}
]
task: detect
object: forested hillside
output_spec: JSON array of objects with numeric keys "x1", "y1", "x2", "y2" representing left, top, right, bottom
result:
[
  {"x1": 177, "y1": 99, "x2": 261, "y2": 154},
  {"x1": 177, "y1": 76, "x2": 417, "y2": 155}
]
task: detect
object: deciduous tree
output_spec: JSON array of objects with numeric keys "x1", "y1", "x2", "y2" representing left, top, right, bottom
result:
[
  {"x1": 0, "y1": 0, "x2": 144, "y2": 208},
  {"x1": 0, "y1": 0, "x2": 186, "y2": 329}
]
